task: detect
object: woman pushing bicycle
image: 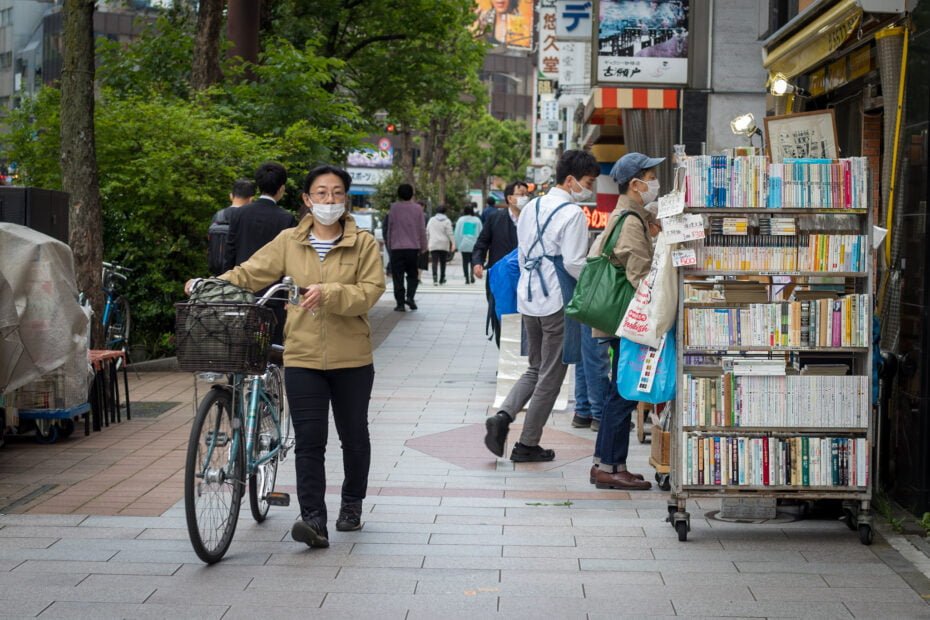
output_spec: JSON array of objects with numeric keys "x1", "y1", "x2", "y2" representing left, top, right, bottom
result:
[{"x1": 186, "y1": 164, "x2": 386, "y2": 549}]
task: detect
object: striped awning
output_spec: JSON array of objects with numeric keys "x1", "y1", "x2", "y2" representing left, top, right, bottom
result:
[{"x1": 584, "y1": 87, "x2": 680, "y2": 125}]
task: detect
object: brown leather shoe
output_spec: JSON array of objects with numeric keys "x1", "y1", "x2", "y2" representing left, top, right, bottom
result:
[
  {"x1": 589, "y1": 465, "x2": 645, "y2": 484},
  {"x1": 594, "y1": 469, "x2": 652, "y2": 490}
]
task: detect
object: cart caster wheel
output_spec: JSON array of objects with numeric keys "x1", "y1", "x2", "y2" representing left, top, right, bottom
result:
[
  {"x1": 655, "y1": 473, "x2": 670, "y2": 491},
  {"x1": 59, "y1": 419, "x2": 75, "y2": 439},
  {"x1": 842, "y1": 509, "x2": 857, "y2": 531},
  {"x1": 34, "y1": 422, "x2": 58, "y2": 444},
  {"x1": 676, "y1": 520, "x2": 688, "y2": 542},
  {"x1": 858, "y1": 524, "x2": 873, "y2": 546},
  {"x1": 666, "y1": 504, "x2": 677, "y2": 523}
]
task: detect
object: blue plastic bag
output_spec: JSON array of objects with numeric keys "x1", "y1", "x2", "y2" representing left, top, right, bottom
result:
[
  {"x1": 617, "y1": 327, "x2": 677, "y2": 404},
  {"x1": 488, "y1": 248, "x2": 520, "y2": 321}
]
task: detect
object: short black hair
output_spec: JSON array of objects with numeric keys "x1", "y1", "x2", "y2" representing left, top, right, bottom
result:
[
  {"x1": 255, "y1": 162, "x2": 287, "y2": 196},
  {"x1": 464, "y1": 205, "x2": 475, "y2": 216},
  {"x1": 397, "y1": 184, "x2": 414, "y2": 200},
  {"x1": 617, "y1": 168, "x2": 652, "y2": 195},
  {"x1": 231, "y1": 179, "x2": 255, "y2": 199},
  {"x1": 555, "y1": 149, "x2": 599, "y2": 185},
  {"x1": 302, "y1": 164, "x2": 352, "y2": 194},
  {"x1": 436, "y1": 205, "x2": 447, "y2": 214},
  {"x1": 504, "y1": 181, "x2": 528, "y2": 200},
  {"x1": 487, "y1": 196, "x2": 496, "y2": 207}
]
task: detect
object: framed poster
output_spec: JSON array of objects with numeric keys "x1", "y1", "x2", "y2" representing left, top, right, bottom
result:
[
  {"x1": 473, "y1": 0, "x2": 534, "y2": 49},
  {"x1": 763, "y1": 110, "x2": 839, "y2": 163},
  {"x1": 597, "y1": 0, "x2": 689, "y2": 85}
]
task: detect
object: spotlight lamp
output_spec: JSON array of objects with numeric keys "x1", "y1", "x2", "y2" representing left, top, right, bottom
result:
[
  {"x1": 770, "y1": 72, "x2": 807, "y2": 97},
  {"x1": 730, "y1": 113, "x2": 761, "y2": 138}
]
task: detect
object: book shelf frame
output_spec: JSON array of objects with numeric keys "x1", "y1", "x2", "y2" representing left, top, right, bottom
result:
[{"x1": 668, "y1": 201, "x2": 875, "y2": 545}]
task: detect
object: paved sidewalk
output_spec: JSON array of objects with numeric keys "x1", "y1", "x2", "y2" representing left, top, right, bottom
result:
[{"x1": 1, "y1": 291, "x2": 930, "y2": 618}]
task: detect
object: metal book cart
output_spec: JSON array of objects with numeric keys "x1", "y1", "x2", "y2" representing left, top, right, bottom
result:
[{"x1": 666, "y1": 167, "x2": 875, "y2": 545}]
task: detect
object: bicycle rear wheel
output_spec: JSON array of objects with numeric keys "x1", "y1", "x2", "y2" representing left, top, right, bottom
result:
[
  {"x1": 248, "y1": 393, "x2": 279, "y2": 522},
  {"x1": 185, "y1": 387, "x2": 244, "y2": 564},
  {"x1": 106, "y1": 296, "x2": 131, "y2": 363}
]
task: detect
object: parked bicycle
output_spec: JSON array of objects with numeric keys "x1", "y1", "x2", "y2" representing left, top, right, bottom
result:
[
  {"x1": 102, "y1": 261, "x2": 132, "y2": 358},
  {"x1": 175, "y1": 277, "x2": 299, "y2": 564}
]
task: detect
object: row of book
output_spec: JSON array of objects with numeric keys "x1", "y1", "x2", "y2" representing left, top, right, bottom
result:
[
  {"x1": 683, "y1": 156, "x2": 870, "y2": 210},
  {"x1": 683, "y1": 294, "x2": 871, "y2": 349},
  {"x1": 690, "y1": 234, "x2": 867, "y2": 272},
  {"x1": 682, "y1": 373, "x2": 870, "y2": 428},
  {"x1": 682, "y1": 434, "x2": 869, "y2": 488}
]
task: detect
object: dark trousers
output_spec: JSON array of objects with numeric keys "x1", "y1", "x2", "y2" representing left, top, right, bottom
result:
[
  {"x1": 484, "y1": 277, "x2": 501, "y2": 347},
  {"x1": 284, "y1": 365, "x2": 375, "y2": 520},
  {"x1": 430, "y1": 250, "x2": 448, "y2": 283},
  {"x1": 461, "y1": 251, "x2": 473, "y2": 283},
  {"x1": 594, "y1": 339, "x2": 637, "y2": 465},
  {"x1": 390, "y1": 249, "x2": 420, "y2": 306}
]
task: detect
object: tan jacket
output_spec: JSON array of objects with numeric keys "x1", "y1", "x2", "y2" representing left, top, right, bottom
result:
[
  {"x1": 220, "y1": 214, "x2": 386, "y2": 370},
  {"x1": 588, "y1": 194, "x2": 654, "y2": 338}
]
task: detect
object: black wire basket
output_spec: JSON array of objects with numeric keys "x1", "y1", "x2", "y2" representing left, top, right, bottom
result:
[{"x1": 174, "y1": 303, "x2": 277, "y2": 373}]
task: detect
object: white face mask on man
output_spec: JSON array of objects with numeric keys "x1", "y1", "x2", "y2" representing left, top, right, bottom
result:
[
  {"x1": 513, "y1": 195, "x2": 529, "y2": 209},
  {"x1": 570, "y1": 179, "x2": 595, "y2": 203},
  {"x1": 311, "y1": 202, "x2": 345, "y2": 225}
]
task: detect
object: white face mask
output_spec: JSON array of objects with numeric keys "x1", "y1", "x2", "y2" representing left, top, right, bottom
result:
[
  {"x1": 514, "y1": 195, "x2": 529, "y2": 209},
  {"x1": 311, "y1": 202, "x2": 345, "y2": 225},
  {"x1": 570, "y1": 179, "x2": 595, "y2": 203},
  {"x1": 636, "y1": 179, "x2": 660, "y2": 205}
]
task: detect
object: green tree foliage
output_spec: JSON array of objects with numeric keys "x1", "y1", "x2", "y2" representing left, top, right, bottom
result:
[{"x1": 448, "y1": 112, "x2": 532, "y2": 189}]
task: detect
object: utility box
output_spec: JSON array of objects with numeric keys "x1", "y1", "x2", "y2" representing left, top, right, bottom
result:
[{"x1": 0, "y1": 187, "x2": 70, "y2": 244}]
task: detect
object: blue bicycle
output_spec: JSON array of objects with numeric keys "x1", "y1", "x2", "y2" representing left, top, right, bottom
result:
[
  {"x1": 175, "y1": 278, "x2": 299, "y2": 563},
  {"x1": 102, "y1": 261, "x2": 132, "y2": 358}
]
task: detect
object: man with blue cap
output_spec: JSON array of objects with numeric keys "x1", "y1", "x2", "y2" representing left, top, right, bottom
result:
[{"x1": 588, "y1": 151, "x2": 665, "y2": 490}]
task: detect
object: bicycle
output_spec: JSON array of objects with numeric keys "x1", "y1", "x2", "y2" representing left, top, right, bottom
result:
[
  {"x1": 102, "y1": 261, "x2": 132, "y2": 358},
  {"x1": 174, "y1": 277, "x2": 300, "y2": 564}
]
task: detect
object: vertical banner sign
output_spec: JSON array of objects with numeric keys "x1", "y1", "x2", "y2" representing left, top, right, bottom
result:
[
  {"x1": 473, "y1": 0, "x2": 534, "y2": 48},
  {"x1": 555, "y1": 1, "x2": 593, "y2": 40},
  {"x1": 538, "y1": 3, "x2": 559, "y2": 78},
  {"x1": 559, "y1": 41, "x2": 590, "y2": 87},
  {"x1": 597, "y1": 0, "x2": 689, "y2": 85}
]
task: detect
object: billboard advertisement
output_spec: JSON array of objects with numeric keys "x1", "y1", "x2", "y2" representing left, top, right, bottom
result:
[
  {"x1": 346, "y1": 137, "x2": 394, "y2": 169},
  {"x1": 597, "y1": 0, "x2": 689, "y2": 85},
  {"x1": 474, "y1": 0, "x2": 534, "y2": 49}
]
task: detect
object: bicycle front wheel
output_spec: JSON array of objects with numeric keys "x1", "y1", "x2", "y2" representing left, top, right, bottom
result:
[
  {"x1": 248, "y1": 393, "x2": 279, "y2": 523},
  {"x1": 264, "y1": 365, "x2": 293, "y2": 457},
  {"x1": 106, "y1": 296, "x2": 131, "y2": 357},
  {"x1": 185, "y1": 387, "x2": 244, "y2": 564}
]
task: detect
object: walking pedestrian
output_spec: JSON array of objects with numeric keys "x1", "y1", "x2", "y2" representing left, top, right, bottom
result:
[
  {"x1": 223, "y1": 162, "x2": 297, "y2": 345},
  {"x1": 480, "y1": 196, "x2": 498, "y2": 224},
  {"x1": 590, "y1": 152, "x2": 665, "y2": 491},
  {"x1": 454, "y1": 205, "x2": 483, "y2": 284},
  {"x1": 427, "y1": 205, "x2": 455, "y2": 285},
  {"x1": 385, "y1": 184, "x2": 428, "y2": 311},
  {"x1": 483, "y1": 150, "x2": 597, "y2": 462},
  {"x1": 472, "y1": 181, "x2": 527, "y2": 346},
  {"x1": 188, "y1": 164, "x2": 386, "y2": 547},
  {"x1": 207, "y1": 178, "x2": 254, "y2": 276}
]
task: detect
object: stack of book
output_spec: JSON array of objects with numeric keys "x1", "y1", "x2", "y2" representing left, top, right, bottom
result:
[
  {"x1": 682, "y1": 434, "x2": 869, "y2": 488},
  {"x1": 684, "y1": 294, "x2": 870, "y2": 349},
  {"x1": 692, "y1": 234, "x2": 867, "y2": 272},
  {"x1": 759, "y1": 217, "x2": 797, "y2": 235},
  {"x1": 682, "y1": 374, "x2": 870, "y2": 427}
]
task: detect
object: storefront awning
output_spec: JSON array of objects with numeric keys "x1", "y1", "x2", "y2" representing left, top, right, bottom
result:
[
  {"x1": 762, "y1": 0, "x2": 863, "y2": 78},
  {"x1": 583, "y1": 87, "x2": 679, "y2": 126}
]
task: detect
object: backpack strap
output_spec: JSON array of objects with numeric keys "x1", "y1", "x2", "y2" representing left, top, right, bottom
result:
[{"x1": 522, "y1": 199, "x2": 573, "y2": 302}]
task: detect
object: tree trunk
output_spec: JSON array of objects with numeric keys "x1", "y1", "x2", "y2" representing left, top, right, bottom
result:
[
  {"x1": 60, "y1": 0, "x2": 104, "y2": 347},
  {"x1": 191, "y1": 0, "x2": 225, "y2": 90},
  {"x1": 227, "y1": 0, "x2": 261, "y2": 74}
]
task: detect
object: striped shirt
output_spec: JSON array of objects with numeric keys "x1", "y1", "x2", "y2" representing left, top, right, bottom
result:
[{"x1": 309, "y1": 233, "x2": 340, "y2": 261}]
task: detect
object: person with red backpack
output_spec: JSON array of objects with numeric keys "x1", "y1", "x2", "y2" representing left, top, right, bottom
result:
[{"x1": 207, "y1": 179, "x2": 254, "y2": 276}]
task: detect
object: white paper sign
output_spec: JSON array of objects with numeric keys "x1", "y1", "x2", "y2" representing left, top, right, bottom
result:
[
  {"x1": 662, "y1": 213, "x2": 705, "y2": 243},
  {"x1": 656, "y1": 191, "x2": 685, "y2": 219},
  {"x1": 872, "y1": 225, "x2": 888, "y2": 250},
  {"x1": 672, "y1": 248, "x2": 697, "y2": 267}
]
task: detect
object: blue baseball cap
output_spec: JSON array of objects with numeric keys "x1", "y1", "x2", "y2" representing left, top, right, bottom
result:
[{"x1": 609, "y1": 152, "x2": 666, "y2": 185}]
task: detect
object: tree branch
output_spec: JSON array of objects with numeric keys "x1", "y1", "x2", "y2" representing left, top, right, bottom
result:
[{"x1": 342, "y1": 33, "x2": 408, "y2": 61}]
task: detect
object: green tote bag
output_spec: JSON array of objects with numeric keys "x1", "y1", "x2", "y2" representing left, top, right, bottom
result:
[{"x1": 565, "y1": 213, "x2": 637, "y2": 334}]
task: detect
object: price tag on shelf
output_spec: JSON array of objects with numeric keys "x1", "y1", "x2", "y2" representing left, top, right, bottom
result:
[
  {"x1": 672, "y1": 248, "x2": 697, "y2": 267},
  {"x1": 663, "y1": 213, "x2": 705, "y2": 243},
  {"x1": 656, "y1": 191, "x2": 685, "y2": 219}
]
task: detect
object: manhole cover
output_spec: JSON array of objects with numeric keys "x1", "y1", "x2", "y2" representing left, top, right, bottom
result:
[{"x1": 123, "y1": 401, "x2": 181, "y2": 419}]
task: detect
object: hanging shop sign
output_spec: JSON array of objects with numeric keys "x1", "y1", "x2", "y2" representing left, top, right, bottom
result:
[
  {"x1": 596, "y1": 0, "x2": 689, "y2": 85},
  {"x1": 473, "y1": 0, "x2": 534, "y2": 49},
  {"x1": 538, "y1": 3, "x2": 560, "y2": 77},
  {"x1": 559, "y1": 41, "x2": 590, "y2": 88},
  {"x1": 763, "y1": 0, "x2": 862, "y2": 78},
  {"x1": 555, "y1": 0, "x2": 593, "y2": 41}
]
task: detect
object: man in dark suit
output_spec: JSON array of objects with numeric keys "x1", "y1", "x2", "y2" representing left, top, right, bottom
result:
[
  {"x1": 223, "y1": 161, "x2": 297, "y2": 343},
  {"x1": 472, "y1": 180, "x2": 528, "y2": 346}
]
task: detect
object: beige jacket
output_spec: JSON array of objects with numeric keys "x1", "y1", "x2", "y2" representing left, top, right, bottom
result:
[
  {"x1": 220, "y1": 214, "x2": 386, "y2": 370},
  {"x1": 588, "y1": 194, "x2": 654, "y2": 338}
]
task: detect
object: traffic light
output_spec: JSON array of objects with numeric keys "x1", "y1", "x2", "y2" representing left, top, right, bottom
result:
[{"x1": 386, "y1": 123, "x2": 396, "y2": 133}]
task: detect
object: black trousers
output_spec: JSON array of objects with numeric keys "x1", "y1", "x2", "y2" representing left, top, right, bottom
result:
[
  {"x1": 284, "y1": 365, "x2": 375, "y2": 520},
  {"x1": 461, "y1": 251, "x2": 473, "y2": 283},
  {"x1": 430, "y1": 250, "x2": 448, "y2": 283},
  {"x1": 390, "y1": 249, "x2": 420, "y2": 306},
  {"x1": 485, "y1": 276, "x2": 502, "y2": 347}
]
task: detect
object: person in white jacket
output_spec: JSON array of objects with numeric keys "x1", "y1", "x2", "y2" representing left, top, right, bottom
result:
[{"x1": 426, "y1": 205, "x2": 455, "y2": 285}]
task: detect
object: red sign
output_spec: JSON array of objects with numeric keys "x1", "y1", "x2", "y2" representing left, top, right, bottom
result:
[{"x1": 582, "y1": 205, "x2": 609, "y2": 230}]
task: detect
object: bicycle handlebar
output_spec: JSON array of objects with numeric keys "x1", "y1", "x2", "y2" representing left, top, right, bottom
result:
[
  {"x1": 188, "y1": 276, "x2": 307, "y2": 307},
  {"x1": 103, "y1": 261, "x2": 134, "y2": 274}
]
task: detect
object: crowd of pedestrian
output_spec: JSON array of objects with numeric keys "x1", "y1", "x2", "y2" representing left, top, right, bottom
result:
[{"x1": 186, "y1": 146, "x2": 665, "y2": 550}]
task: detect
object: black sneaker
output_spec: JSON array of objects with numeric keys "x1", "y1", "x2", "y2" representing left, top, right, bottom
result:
[
  {"x1": 291, "y1": 512, "x2": 330, "y2": 548},
  {"x1": 591, "y1": 419, "x2": 601, "y2": 432},
  {"x1": 484, "y1": 412, "x2": 511, "y2": 457},
  {"x1": 336, "y1": 501, "x2": 364, "y2": 532},
  {"x1": 571, "y1": 414, "x2": 592, "y2": 428},
  {"x1": 510, "y1": 442, "x2": 556, "y2": 462},
  {"x1": 405, "y1": 298, "x2": 418, "y2": 310},
  {"x1": 394, "y1": 305, "x2": 406, "y2": 312}
]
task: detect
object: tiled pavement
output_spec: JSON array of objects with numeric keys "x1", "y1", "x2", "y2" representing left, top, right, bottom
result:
[{"x1": 1, "y1": 288, "x2": 930, "y2": 618}]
